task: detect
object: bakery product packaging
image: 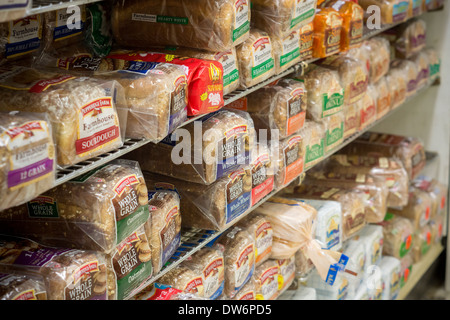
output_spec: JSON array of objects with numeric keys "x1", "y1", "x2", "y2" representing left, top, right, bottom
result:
[
  {"x1": 386, "y1": 18, "x2": 426, "y2": 59},
  {"x1": 276, "y1": 255, "x2": 296, "y2": 294},
  {"x1": 297, "y1": 199, "x2": 343, "y2": 251},
  {"x1": 0, "y1": 272, "x2": 47, "y2": 300},
  {"x1": 412, "y1": 223, "x2": 432, "y2": 262},
  {"x1": 236, "y1": 29, "x2": 276, "y2": 89},
  {"x1": 377, "y1": 212, "x2": 414, "y2": 259},
  {"x1": 272, "y1": 28, "x2": 302, "y2": 74},
  {"x1": 300, "y1": 120, "x2": 326, "y2": 170},
  {"x1": 429, "y1": 214, "x2": 444, "y2": 245},
  {"x1": 386, "y1": 67, "x2": 407, "y2": 109},
  {"x1": 372, "y1": 76, "x2": 392, "y2": 119},
  {"x1": 357, "y1": 90, "x2": 377, "y2": 130},
  {"x1": 237, "y1": 213, "x2": 273, "y2": 267},
  {"x1": 361, "y1": 37, "x2": 391, "y2": 84},
  {"x1": 312, "y1": 8, "x2": 343, "y2": 58},
  {"x1": 0, "y1": 235, "x2": 109, "y2": 300},
  {"x1": 358, "y1": 0, "x2": 409, "y2": 25},
  {"x1": 229, "y1": 275, "x2": 257, "y2": 300},
  {"x1": 131, "y1": 108, "x2": 255, "y2": 185},
  {"x1": 353, "y1": 224, "x2": 383, "y2": 273},
  {"x1": 247, "y1": 78, "x2": 307, "y2": 139},
  {"x1": 249, "y1": 143, "x2": 275, "y2": 206},
  {"x1": 412, "y1": 176, "x2": 448, "y2": 217},
  {"x1": 0, "y1": 66, "x2": 126, "y2": 167},
  {"x1": 0, "y1": 1, "x2": 31, "y2": 23},
  {"x1": 343, "y1": 102, "x2": 360, "y2": 139},
  {"x1": 253, "y1": 259, "x2": 280, "y2": 300},
  {"x1": 423, "y1": 47, "x2": 440, "y2": 84},
  {"x1": 378, "y1": 256, "x2": 401, "y2": 300},
  {"x1": 0, "y1": 111, "x2": 56, "y2": 212},
  {"x1": 159, "y1": 265, "x2": 205, "y2": 298},
  {"x1": 322, "y1": 111, "x2": 344, "y2": 154},
  {"x1": 111, "y1": 0, "x2": 251, "y2": 52},
  {"x1": 341, "y1": 239, "x2": 366, "y2": 286},
  {"x1": 409, "y1": 0, "x2": 423, "y2": 17},
  {"x1": 305, "y1": 270, "x2": 350, "y2": 300},
  {"x1": 273, "y1": 134, "x2": 305, "y2": 189},
  {"x1": 251, "y1": 0, "x2": 317, "y2": 39},
  {"x1": 0, "y1": 159, "x2": 150, "y2": 254},
  {"x1": 299, "y1": 22, "x2": 314, "y2": 61},
  {"x1": 399, "y1": 252, "x2": 413, "y2": 287},
  {"x1": 390, "y1": 59, "x2": 419, "y2": 97},
  {"x1": 294, "y1": 248, "x2": 315, "y2": 279},
  {"x1": 409, "y1": 50, "x2": 430, "y2": 90}
]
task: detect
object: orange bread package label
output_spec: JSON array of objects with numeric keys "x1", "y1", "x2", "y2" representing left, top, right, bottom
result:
[{"x1": 299, "y1": 23, "x2": 314, "y2": 61}]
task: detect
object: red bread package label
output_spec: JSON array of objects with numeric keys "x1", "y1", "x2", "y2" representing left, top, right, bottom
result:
[{"x1": 107, "y1": 52, "x2": 224, "y2": 117}]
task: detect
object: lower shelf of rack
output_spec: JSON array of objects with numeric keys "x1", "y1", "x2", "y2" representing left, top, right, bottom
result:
[{"x1": 397, "y1": 243, "x2": 445, "y2": 300}]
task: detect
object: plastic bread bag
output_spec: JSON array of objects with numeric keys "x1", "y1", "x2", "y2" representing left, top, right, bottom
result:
[
  {"x1": 253, "y1": 197, "x2": 353, "y2": 284},
  {"x1": 0, "y1": 235, "x2": 109, "y2": 300},
  {"x1": 293, "y1": 65, "x2": 344, "y2": 121},
  {"x1": 180, "y1": 247, "x2": 225, "y2": 300},
  {"x1": 327, "y1": 0, "x2": 364, "y2": 51},
  {"x1": 105, "y1": 50, "x2": 224, "y2": 117},
  {"x1": 295, "y1": 248, "x2": 315, "y2": 279},
  {"x1": 357, "y1": 89, "x2": 377, "y2": 130},
  {"x1": 409, "y1": 0, "x2": 423, "y2": 17},
  {"x1": 300, "y1": 120, "x2": 326, "y2": 170},
  {"x1": 297, "y1": 199, "x2": 343, "y2": 251},
  {"x1": 236, "y1": 213, "x2": 273, "y2": 267},
  {"x1": 210, "y1": 226, "x2": 255, "y2": 299},
  {"x1": 312, "y1": 8, "x2": 343, "y2": 58},
  {"x1": 299, "y1": 22, "x2": 314, "y2": 61},
  {"x1": 143, "y1": 167, "x2": 252, "y2": 231},
  {"x1": 305, "y1": 167, "x2": 389, "y2": 223},
  {"x1": 273, "y1": 134, "x2": 305, "y2": 189},
  {"x1": 0, "y1": 0, "x2": 31, "y2": 23},
  {"x1": 412, "y1": 176, "x2": 448, "y2": 217},
  {"x1": 251, "y1": 0, "x2": 317, "y2": 39},
  {"x1": 376, "y1": 212, "x2": 414, "y2": 259},
  {"x1": 353, "y1": 224, "x2": 383, "y2": 273},
  {"x1": 158, "y1": 265, "x2": 205, "y2": 298},
  {"x1": 247, "y1": 78, "x2": 307, "y2": 139},
  {"x1": 0, "y1": 111, "x2": 56, "y2": 212},
  {"x1": 378, "y1": 256, "x2": 401, "y2": 300},
  {"x1": 350, "y1": 131, "x2": 427, "y2": 180},
  {"x1": 0, "y1": 272, "x2": 47, "y2": 300},
  {"x1": 386, "y1": 67, "x2": 407, "y2": 109},
  {"x1": 272, "y1": 28, "x2": 302, "y2": 74},
  {"x1": 236, "y1": 29, "x2": 276, "y2": 89},
  {"x1": 305, "y1": 270, "x2": 350, "y2": 300},
  {"x1": 364, "y1": 37, "x2": 391, "y2": 84},
  {"x1": 408, "y1": 50, "x2": 430, "y2": 90},
  {"x1": 372, "y1": 76, "x2": 391, "y2": 119},
  {"x1": 145, "y1": 188, "x2": 181, "y2": 275},
  {"x1": 412, "y1": 223, "x2": 432, "y2": 263},
  {"x1": 276, "y1": 255, "x2": 296, "y2": 294},
  {"x1": 229, "y1": 275, "x2": 257, "y2": 300},
  {"x1": 423, "y1": 47, "x2": 441, "y2": 84},
  {"x1": 322, "y1": 111, "x2": 344, "y2": 154},
  {"x1": 0, "y1": 15, "x2": 44, "y2": 65},
  {"x1": 341, "y1": 239, "x2": 366, "y2": 287},
  {"x1": 318, "y1": 55, "x2": 369, "y2": 105},
  {"x1": 429, "y1": 214, "x2": 444, "y2": 245},
  {"x1": 344, "y1": 40, "x2": 371, "y2": 77},
  {"x1": 289, "y1": 183, "x2": 367, "y2": 240},
  {"x1": 248, "y1": 143, "x2": 275, "y2": 206},
  {"x1": 130, "y1": 108, "x2": 256, "y2": 185},
  {"x1": 0, "y1": 66, "x2": 126, "y2": 167},
  {"x1": 358, "y1": 0, "x2": 409, "y2": 24},
  {"x1": 111, "y1": 0, "x2": 250, "y2": 52},
  {"x1": 399, "y1": 252, "x2": 413, "y2": 287},
  {"x1": 0, "y1": 159, "x2": 150, "y2": 254},
  {"x1": 253, "y1": 259, "x2": 280, "y2": 300},
  {"x1": 423, "y1": 0, "x2": 444, "y2": 10},
  {"x1": 343, "y1": 102, "x2": 360, "y2": 139},
  {"x1": 388, "y1": 18, "x2": 426, "y2": 59},
  {"x1": 390, "y1": 59, "x2": 418, "y2": 98}
]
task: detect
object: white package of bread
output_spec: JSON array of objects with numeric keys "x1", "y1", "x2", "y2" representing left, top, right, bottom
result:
[
  {"x1": 357, "y1": 89, "x2": 377, "y2": 130},
  {"x1": 373, "y1": 76, "x2": 391, "y2": 119},
  {"x1": 343, "y1": 102, "x2": 360, "y2": 139},
  {"x1": 182, "y1": 247, "x2": 225, "y2": 300},
  {"x1": 237, "y1": 213, "x2": 273, "y2": 267},
  {"x1": 362, "y1": 37, "x2": 391, "y2": 84},
  {"x1": 412, "y1": 223, "x2": 432, "y2": 263},
  {"x1": 379, "y1": 256, "x2": 401, "y2": 300},
  {"x1": 251, "y1": 0, "x2": 317, "y2": 38},
  {"x1": 213, "y1": 226, "x2": 255, "y2": 299},
  {"x1": 272, "y1": 28, "x2": 301, "y2": 74},
  {"x1": 296, "y1": 199, "x2": 343, "y2": 251},
  {"x1": 249, "y1": 143, "x2": 275, "y2": 206},
  {"x1": 254, "y1": 259, "x2": 280, "y2": 300},
  {"x1": 159, "y1": 265, "x2": 205, "y2": 298},
  {"x1": 386, "y1": 67, "x2": 407, "y2": 109},
  {"x1": 276, "y1": 255, "x2": 296, "y2": 294},
  {"x1": 273, "y1": 134, "x2": 304, "y2": 189},
  {"x1": 247, "y1": 78, "x2": 307, "y2": 139},
  {"x1": 300, "y1": 120, "x2": 326, "y2": 170},
  {"x1": 341, "y1": 239, "x2": 366, "y2": 286},
  {"x1": 408, "y1": 50, "x2": 430, "y2": 90},
  {"x1": 322, "y1": 111, "x2": 344, "y2": 154},
  {"x1": 358, "y1": 0, "x2": 409, "y2": 25},
  {"x1": 146, "y1": 188, "x2": 181, "y2": 274},
  {"x1": 423, "y1": 47, "x2": 440, "y2": 84},
  {"x1": 377, "y1": 213, "x2": 414, "y2": 259},
  {"x1": 305, "y1": 270, "x2": 350, "y2": 300},
  {"x1": 390, "y1": 59, "x2": 418, "y2": 98},
  {"x1": 130, "y1": 108, "x2": 255, "y2": 185},
  {"x1": 0, "y1": 272, "x2": 47, "y2": 300},
  {"x1": 0, "y1": 111, "x2": 56, "y2": 212},
  {"x1": 0, "y1": 66, "x2": 126, "y2": 167},
  {"x1": 144, "y1": 166, "x2": 252, "y2": 231},
  {"x1": 354, "y1": 224, "x2": 383, "y2": 273},
  {"x1": 0, "y1": 159, "x2": 150, "y2": 254},
  {"x1": 0, "y1": 235, "x2": 109, "y2": 300},
  {"x1": 111, "y1": 0, "x2": 251, "y2": 52},
  {"x1": 236, "y1": 29, "x2": 276, "y2": 89},
  {"x1": 294, "y1": 65, "x2": 344, "y2": 121}
]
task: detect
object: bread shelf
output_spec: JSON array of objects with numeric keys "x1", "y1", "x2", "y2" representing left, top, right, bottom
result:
[
  {"x1": 124, "y1": 78, "x2": 437, "y2": 300},
  {"x1": 30, "y1": 0, "x2": 101, "y2": 13}
]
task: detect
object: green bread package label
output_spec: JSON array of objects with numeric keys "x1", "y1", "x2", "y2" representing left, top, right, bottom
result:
[{"x1": 322, "y1": 91, "x2": 344, "y2": 117}]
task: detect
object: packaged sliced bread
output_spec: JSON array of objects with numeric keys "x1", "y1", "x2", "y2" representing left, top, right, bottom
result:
[
  {"x1": 390, "y1": 59, "x2": 418, "y2": 97},
  {"x1": 386, "y1": 68, "x2": 407, "y2": 109},
  {"x1": 412, "y1": 176, "x2": 448, "y2": 217},
  {"x1": 254, "y1": 260, "x2": 280, "y2": 300},
  {"x1": 273, "y1": 134, "x2": 305, "y2": 188},
  {"x1": 377, "y1": 213, "x2": 414, "y2": 259},
  {"x1": 322, "y1": 111, "x2": 345, "y2": 154},
  {"x1": 343, "y1": 102, "x2": 360, "y2": 138},
  {"x1": 312, "y1": 8, "x2": 343, "y2": 58},
  {"x1": 276, "y1": 255, "x2": 296, "y2": 294},
  {"x1": 412, "y1": 223, "x2": 432, "y2": 262},
  {"x1": 423, "y1": 47, "x2": 440, "y2": 84},
  {"x1": 299, "y1": 120, "x2": 326, "y2": 170},
  {"x1": 0, "y1": 272, "x2": 47, "y2": 300},
  {"x1": 299, "y1": 22, "x2": 314, "y2": 61},
  {"x1": 409, "y1": 50, "x2": 430, "y2": 90},
  {"x1": 159, "y1": 265, "x2": 205, "y2": 298},
  {"x1": 328, "y1": 0, "x2": 364, "y2": 51},
  {"x1": 373, "y1": 76, "x2": 391, "y2": 119},
  {"x1": 357, "y1": 90, "x2": 377, "y2": 130},
  {"x1": 358, "y1": 0, "x2": 409, "y2": 24}
]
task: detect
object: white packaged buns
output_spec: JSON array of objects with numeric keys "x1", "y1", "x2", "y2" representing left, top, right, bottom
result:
[
  {"x1": 111, "y1": 0, "x2": 251, "y2": 52},
  {"x1": 236, "y1": 29, "x2": 276, "y2": 89},
  {"x1": 159, "y1": 265, "x2": 205, "y2": 298},
  {"x1": 0, "y1": 66, "x2": 126, "y2": 167},
  {"x1": 254, "y1": 260, "x2": 280, "y2": 300},
  {"x1": 300, "y1": 120, "x2": 326, "y2": 170},
  {"x1": 0, "y1": 235, "x2": 109, "y2": 300},
  {"x1": 0, "y1": 272, "x2": 47, "y2": 300},
  {"x1": 0, "y1": 111, "x2": 56, "y2": 212},
  {"x1": 342, "y1": 239, "x2": 366, "y2": 285},
  {"x1": 378, "y1": 213, "x2": 414, "y2": 259}
]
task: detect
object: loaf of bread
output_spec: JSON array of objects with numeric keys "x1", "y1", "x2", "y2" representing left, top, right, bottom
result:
[
  {"x1": 249, "y1": 143, "x2": 275, "y2": 206},
  {"x1": 389, "y1": 18, "x2": 426, "y2": 59},
  {"x1": 386, "y1": 68, "x2": 407, "y2": 109},
  {"x1": 254, "y1": 259, "x2": 280, "y2": 300},
  {"x1": 304, "y1": 269, "x2": 349, "y2": 300},
  {"x1": 328, "y1": 0, "x2": 364, "y2": 51},
  {"x1": 276, "y1": 255, "x2": 296, "y2": 294},
  {"x1": 423, "y1": 47, "x2": 440, "y2": 84},
  {"x1": 0, "y1": 272, "x2": 47, "y2": 300},
  {"x1": 322, "y1": 111, "x2": 344, "y2": 154},
  {"x1": 159, "y1": 265, "x2": 205, "y2": 298},
  {"x1": 344, "y1": 39, "x2": 370, "y2": 76},
  {"x1": 312, "y1": 8, "x2": 343, "y2": 58},
  {"x1": 181, "y1": 247, "x2": 225, "y2": 300},
  {"x1": 274, "y1": 134, "x2": 304, "y2": 188},
  {"x1": 412, "y1": 176, "x2": 448, "y2": 217},
  {"x1": 350, "y1": 132, "x2": 426, "y2": 180},
  {"x1": 0, "y1": 66, "x2": 125, "y2": 167},
  {"x1": 357, "y1": 90, "x2": 377, "y2": 130},
  {"x1": 237, "y1": 213, "x2": 273, "y2": 267},
  {"x1": 214, "y1": 226, "x2": 255, "y2": 299},
  {"x1": 251, "y1": 0, "x2": 317, "y2": 38},
  {"x1": 358, "y1": 0, "x2": 409, "y2": 24},
  {"x1": 299, "y1": 22, "x2": 314, "y2": 61},
  {"x1": 364, "y1": 37, "x2": 391, "y2": 84},
  {"x1": 131, "y1": 109, "x2": 255, "y2": 185},
  {"x1": 429, "y1": 214, "x2": 444, "y2": 245},
  {"x1": 341, "y1": 239, "x2": 366, "y2": 284},
  {"x1": 0, "y1": 159, "x2": 150, "y2": 254},
  {"x1": 146, "y1": 188, "x2": 181, "y2": 274},
  {"x1": 408, "y1": 0, "x2": 423, "y2": 17},
  {"x1": 295, "y1": 65, "x2": 344, "y2": 121},
  {"x1": 236, "y1": 29, "x2": 276, "y2": 89},
  {"x1": 294, "y1": 249, "x2": 315, "y2": 279},
  {"x1": 372, "y1": 76, "x2": 391, "y2": 119},
  {"x1": 144, "y1": 166, "x2": 252, "y2": 231},
  {"x1": 409, "y1": 50, "x2": 430, "y2": 90},
  {"x1": 111, "y1": 0, "x2": 251, "y2": 52},
  {"x1": 377, "y1": 213, "x2": 414, "y2": 258},
  {"x1": 0, "y1": 235, "x2": 109, "y2": 300},
  {"x1": 353, "y1": 224, "x2": 384, "y2": 272},
  {"x1": 0, "y1": 111, "x2": 56, "y2": 212},
  {"x1": 0, "y1": 15, "x2": 43, "y2": 64},
  {"x1": 272, "y1": 28, "x2": 302, "y2": 74},
  {"x1": 378, "y1": 256, "x2": 401, "y2": 300},
  {"x1": 343, "y1": 102, "x2": 360, "y2": 139},
  {"x1": 412, "y1": 223, "x2": 432, "y2": 262},
  {"x1": 230, "y1": 275, "x2": 257, "y2": 300},
  {"x1": 318, "y1": 55, "x2": 369, "y2": 105},
  {"x1": 390, "y1": 59, "x2": 419, "y2": 97},
  {"x1": 247, "y1": 78, "x2": 307, "y2": 139},
  {"x1": 399, "y1": 252, "x2": 413, "y2": 287},
  {"x1": 300, "y1": 120, "x2": 326, "y2": 170}
]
